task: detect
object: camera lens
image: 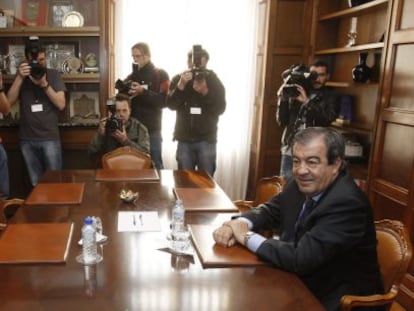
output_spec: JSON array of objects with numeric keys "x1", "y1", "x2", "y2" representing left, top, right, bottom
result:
[
  {"x1": 105, "y1": 117, "x2": 122, "y2": 133},
  {"x1": 30, "y1": 62, "x2": 46, "y2": 80}
]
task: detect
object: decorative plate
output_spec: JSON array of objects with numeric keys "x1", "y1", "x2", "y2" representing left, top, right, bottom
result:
[
  {"x1": 62, "y1": 57, "x2": 84, "y2": 74},
  {"x1": 85, "y1": 53, "x2": 98, "y2": 67},
  {"x1": 62, "y1": 11, "x2": 84, "y2": 27}
]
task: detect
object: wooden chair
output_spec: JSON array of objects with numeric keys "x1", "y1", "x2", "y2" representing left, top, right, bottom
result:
[
  {"x1": 0, "y1": 198, "x2": 25, "y2": 229},
  {"x1": 340, "y1": 219, "x2": 413, "y2": 311},
  {"x1": 234, "y1": 175, "x2": 285, "y2": 213},
  {"x1": 101, "y1": 146, "x2": 152, "y2": 169}
]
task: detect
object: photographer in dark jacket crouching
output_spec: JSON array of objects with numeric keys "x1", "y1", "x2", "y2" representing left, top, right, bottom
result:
[
  {"x1": 88, "y1": 94, "x2": 150, "y2": 165},
  {"x1": 167, "y1": 46, "x2": 226, "y2": 178}
]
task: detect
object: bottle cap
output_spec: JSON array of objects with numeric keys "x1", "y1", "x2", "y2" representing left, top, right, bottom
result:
[{"x1": 84, "y1": 216, "x2": 93, "y2": 225}]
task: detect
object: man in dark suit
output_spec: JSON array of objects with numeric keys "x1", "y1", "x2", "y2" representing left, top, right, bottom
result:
[{"x1": 213, "y1": 127, "x2": 384, "y2": 311}]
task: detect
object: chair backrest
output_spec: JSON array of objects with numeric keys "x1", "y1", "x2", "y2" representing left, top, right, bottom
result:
[
  {"x1": 101, "y1": 146, "x2": 152, "y2": 169},
  {"x1": 0, "y1": 198, "x2": 25, "y2": 229},
  {"x1": 252, "y1": 175, "x2": 285, "y2": 206},
  {"x1": 375, "y1": 219, "x2": 412, "y2": 292}
]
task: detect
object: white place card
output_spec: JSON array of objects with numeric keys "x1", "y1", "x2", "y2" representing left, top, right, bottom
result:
[{"x1": 117, "y1": 211, "x2": 161, "y2": 232}]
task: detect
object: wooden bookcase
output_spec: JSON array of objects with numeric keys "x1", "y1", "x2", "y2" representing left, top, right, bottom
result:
[
  {"x1": 0, "y1": 0, "x2": 114, "y2": 197},
  {"x1": 309, "y1": 0, "x2": 390, "y2": 180},
  {"x1": 0, "y1": 0, "x2": 114, "y2": 122}
]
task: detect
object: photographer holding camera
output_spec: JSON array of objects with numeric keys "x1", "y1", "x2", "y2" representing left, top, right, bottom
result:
[
  {"x1": 167, "y1": 46, "x2": 226, "y2": 177},
  {"x1": 120, "y1": 42, "x2": 169, "y2": 169},
  {"x1": 88, "y1": 93, "x2": 150, "y2": 164},
  {"x1": 7, "y1": 36, "x2": 66, "y2": 187},
  {"x1": 276, "y1": 59, "x2": 339, "y2": 179}
]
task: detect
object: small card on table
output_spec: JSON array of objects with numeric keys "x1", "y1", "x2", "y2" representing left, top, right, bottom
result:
[{"x1": 117, "y1": 211, "x2": 161, "y2": 232}]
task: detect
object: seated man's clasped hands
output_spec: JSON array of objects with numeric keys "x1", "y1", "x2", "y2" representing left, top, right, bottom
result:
[{"x1": 213, "y1": 127, "x2": 385, "y2": 311}]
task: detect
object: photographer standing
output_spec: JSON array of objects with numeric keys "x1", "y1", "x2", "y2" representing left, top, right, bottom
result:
[
  {"x1": 7, "y1": 37, "x2": 66, "y2": 187},
  {"x1": 88, "y1": 93, "x2": 150, "y2": 163},
  {"x1": 167, "y1": 47, "x2": 226, "y2": 178},
  {"x1": 124, "y1": 42, "x2": 169, "y2": 169},
  {"x1": 276, "y1": 59, "x2": 339, "y2": 179}
]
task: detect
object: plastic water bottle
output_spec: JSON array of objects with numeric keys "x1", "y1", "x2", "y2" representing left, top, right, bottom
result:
[
  {"x1": 172, "y1": 199, "x2": 185, "y2": 233},
  {"x1": 171, "y1": 199, "x2": 189, "y2": 251},
  {"x1": 82, "y1": 216, "x2": 98, "y2": 264}
]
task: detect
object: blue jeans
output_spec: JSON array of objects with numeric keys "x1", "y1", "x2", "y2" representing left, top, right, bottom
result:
[
  {"x1": 176, "y1": 141, "x2": 217, "y2": 177},
  {"x1": 0, "y1": 144, "x2": 9, "y2": 199},
  {"x1": 280, "y1": 154, "x2": 293, "y2": 180},
  {"x1": 20, "y1": 140, "x2": 62, "y2": 186},
  {"x1": 149, "y1": 130, "x2": 164, "y2": 169}
]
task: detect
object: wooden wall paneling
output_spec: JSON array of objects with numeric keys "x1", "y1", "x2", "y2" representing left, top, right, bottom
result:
[
  {"x1": 247, "y1": 0, "x2": 312, "y2": 199},
  {"x1": 367, "y1": 0, "x2": 414, "y2": 307},
  {"x1": 368, "y1": 0, "x2": 414, "y2": 222},
  {"x1": 378, "y1": 122, "x2": 414, "y2": 188},
  {"x1": 395, "y1": 273, "x2": 414, "y2": 311},
  {"x1": 371, "y1": 192, "x2": 407, "y2": 223},
  {"x1": 387, "y1": 45, "x2": 414, "y2": 111},
  {"x1": 399, "y1": 0, "x2": 414, "y2": 30}
]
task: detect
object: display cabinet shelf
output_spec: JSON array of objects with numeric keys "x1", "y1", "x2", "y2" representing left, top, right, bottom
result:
[
  {"x1": 332, "y1": 121, "x2": 372, "y2": 135},
  {"x1": 315, "y1": 42, "x2": 384, "y2": 55},
  {"x1": 319, "y1": 0, "x2": 388, "y2": 21},
  {"x1": 326, "y1": 81, "x2": 379, "y2": 88},
  {"x1": 0, "y1": 26, "x2": 100, "y2": 37},
  {"x1": 311, "y1": 0, "x2": 390, "y2": 181},
  {"x1": 61, "y1": 73, "x2": 100, "y2": 83},
  {"x1": 2, "y1": 73, "x2": 100, "y2": 84}
]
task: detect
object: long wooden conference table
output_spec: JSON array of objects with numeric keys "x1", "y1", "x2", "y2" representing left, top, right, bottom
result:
[{"x1": 0, "y1": 169, "x2": 324, "y2": 311}]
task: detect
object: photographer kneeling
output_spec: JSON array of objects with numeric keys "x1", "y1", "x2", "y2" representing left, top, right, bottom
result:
[
  {"x1": 276, "y1": 59, "x2": 339, "y2": 179},
  {"x1": 88, "y1": 93, "x2": 150, "y2": 165}
]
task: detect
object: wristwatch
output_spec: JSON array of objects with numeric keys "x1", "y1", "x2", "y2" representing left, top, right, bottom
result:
[{"x1": 244, "y1": 231, "x2": 255, "y2": 246}]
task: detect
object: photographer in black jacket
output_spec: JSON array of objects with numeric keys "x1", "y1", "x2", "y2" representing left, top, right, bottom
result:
[
  {"x1": 125, "y1": 42, "x2": 169, "y2": 169},
  {"x1": 276, "y1": 59, "x2": 339, "y2": 179},
  {"x1": 167, "y1": 46, "x2": 226, "y2": 177}
]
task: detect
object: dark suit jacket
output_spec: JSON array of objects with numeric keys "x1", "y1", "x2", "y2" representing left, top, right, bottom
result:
[{"x1": 242, "y1": 170, "x2": 384, "y2": 311}]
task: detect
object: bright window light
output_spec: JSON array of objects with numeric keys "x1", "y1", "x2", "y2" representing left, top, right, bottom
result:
[{"x1": 115, "y1": 0, "x2": 259, "y2": 199}]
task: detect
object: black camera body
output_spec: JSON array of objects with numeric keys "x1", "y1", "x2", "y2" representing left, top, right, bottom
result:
[
  {"x1": 25, "y1": 36, "x2": 46, "y2": 80},
  {"x1": 105, "y1": 98, "x2": 123, "y2": 133},
  {"x1": 191, "y1": 44, "x2": 210, "y2": 81},
  {"x1": 115, "y1": 78, "x2": 133, "y2": 95},
  {"x1": 192, "y1": 44, "x2": 203, "y2": 69},
  {"x1": 106, "y1": 116, "x2": 123, "y2": 133},
  {"x1": 281, "y1": 64, "x2": 317, "y2": 98}
]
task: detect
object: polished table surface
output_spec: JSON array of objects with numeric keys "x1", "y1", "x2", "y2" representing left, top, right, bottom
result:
[{"x1": 0, "y1": 170, "x2": 324, "y2": 311}]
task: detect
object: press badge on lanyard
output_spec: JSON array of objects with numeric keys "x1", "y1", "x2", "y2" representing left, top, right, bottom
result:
[
  {"x1": 190, "y1": 107, "x2": 202, "y2": 115},
  {"x1": 31, "y1": 100, "x2": 43, "y2": 112}
]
